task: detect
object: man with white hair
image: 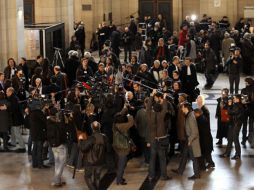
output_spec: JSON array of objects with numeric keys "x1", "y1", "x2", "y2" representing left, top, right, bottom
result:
[
  {"x1": 222, "y1": 32, "x2": 235, "y2": 64},
  {"x1": 79, "y1": 121, "x2": 109, "y2": 190}
]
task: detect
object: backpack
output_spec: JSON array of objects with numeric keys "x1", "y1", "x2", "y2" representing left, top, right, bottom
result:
[
  {"x1": 87, "y1": 133, "x2": 107, "y2": 165},
  {"x1": 112, "y1": 125, "x2": 130, "y2": 150}
]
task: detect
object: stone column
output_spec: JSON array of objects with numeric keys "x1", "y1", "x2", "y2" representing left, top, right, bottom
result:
[
  {"x1": 16, "y1": 0, "x2": 26, "y2": 61},
  {"x1": 172, "y1": 0, "x2": 183, "y2": 31},
  {"x1": 0, "y1": 0, "x2": 25, "y2": 70}
]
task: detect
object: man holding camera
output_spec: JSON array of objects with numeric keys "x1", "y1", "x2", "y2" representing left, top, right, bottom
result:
[
  {"x1": 227, "y1": 47, "x2": 242, "y2": 94},
  {"x1": 147, "y1": 89, "x2": 171, "y2": 181},
  {"x1": 47, "y1": 106, "x2": 67, "y2": 187}
]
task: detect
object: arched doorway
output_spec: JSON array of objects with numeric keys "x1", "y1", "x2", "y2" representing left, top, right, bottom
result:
[{"x1": 138, "y1": 0, "x2": 173, "y2": 31}]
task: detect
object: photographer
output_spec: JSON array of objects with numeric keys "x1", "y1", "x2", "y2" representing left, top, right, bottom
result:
[
  {"x1": 147, "y1": 90, "x2": 171, "y2": 181},
  {"x1": 227, "y1": 47, "x2": 242, "y2": 94},
  {"x1": 220, "y1": 95, "x2": 244, "y2": 160},
  {"x1": 28, "y1": 95, "x2": 48, "y2": 169},
  {"x1": 47, "y1": 106, "x2": 67, "y2": 187}
]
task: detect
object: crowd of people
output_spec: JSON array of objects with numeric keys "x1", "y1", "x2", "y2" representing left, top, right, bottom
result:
[{"x1": 0, "y1": 13, "x2": 254, "y2": 189}]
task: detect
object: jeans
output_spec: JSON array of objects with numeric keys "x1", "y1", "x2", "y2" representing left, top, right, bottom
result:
[
  {"x1": 149, "y1": 140, "x2": 168, "y2": 178},
  {"x1": 140, "y1": 137, "x2": 150, "y2": 163},
  {"x1": 116, "y1": 154, "x2": 128, "y2": 183},
  {"x1": 229, "y1": 74, "x2": 240, "y2": 94},
  {"x1": 48, "y1": 146, "x2": 55, "y2": 164},
  {"x1": 52, "y1": 144, "x2": 67, "y2": 184},
  {"x1": 178, "y1": 144, "x2": 200, "y2": 176},
  {"x1": 85, "y1": 166, "x2": 103, "y2": 190},
  {"x1": 11, "y1": 126, "x2": 25, "y2": 149},
  {"x1": 32, "y1": 141, "x2": 43, "y2": 167}
]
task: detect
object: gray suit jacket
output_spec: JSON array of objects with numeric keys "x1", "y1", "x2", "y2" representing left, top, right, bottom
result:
[{"x1": 185, "y1": 111, "x2": 201, "y2": 157}]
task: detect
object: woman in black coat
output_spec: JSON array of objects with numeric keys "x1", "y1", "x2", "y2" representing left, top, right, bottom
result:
[{"x1": 0, "y1": 92, "x2": 10, "y2": 151}]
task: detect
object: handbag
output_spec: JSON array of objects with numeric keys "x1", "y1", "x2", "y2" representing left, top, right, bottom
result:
[
  {"x1": 221, "y1": 108, "x2": 230, "y2": 123},
  {"x1": 113, "y1": 125, "x2": 137, "y2": 152}
]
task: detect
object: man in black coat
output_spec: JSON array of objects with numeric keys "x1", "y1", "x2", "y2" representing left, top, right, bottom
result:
[
  {"x1": 139, "y1": 38, "x2": 153, "y2": 68},
  {"x1": 0, "y1": 72, "x2": 6, "y2": 92},
  {"x1": 6, "y1": 87, "x2": 26, "y2": 153},
  {"x1": 241, "y1": 33, "x2": 254, "y2": 75},
  {"x1": 65, "y1": 51, "x2": 80, "y2": 87},
  {"x1": 194, "y1": 109, "x2": 215, "y2": 169},
  {"x1": 181, "y1": 57, "x2": 199, "y2": 102},
  {"x1": 0, "y1": 91, "x2": 10, "y2": 151},
  {"x1": 122, "y1": 27, "x2": 133, "y2": 63},
  {"x1": 75, "y1": 24, "x2": 86, "y2": 56},
  {"x1": 29, "y1": 99, "x2": 48, "y2": 168},
  {"x1": 79, "y1": 121, "x2": 109, "y2": 190},
  {"x1": 168, "y1": 56, "x2": 181, "y2": 79},
  {"x1": 110, "y1": 27, "x2": 121, "y2": 58},
  {"x1": 97, "y1": 23, "x2": 110, "y2": 55},
  {"x1": 227, "y1": 47, "x2": 242, "y2": 94},
  {"x1": 203, "y1": 42, "x2": 218, "y2": 89}
]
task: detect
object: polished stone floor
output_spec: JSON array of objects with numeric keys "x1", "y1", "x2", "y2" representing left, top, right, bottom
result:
[{"x1": 1, "y1": 74, "x2": 254, "y2": 190}]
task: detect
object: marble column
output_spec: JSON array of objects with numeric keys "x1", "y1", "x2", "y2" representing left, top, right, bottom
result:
[
  {"x1": 172, "y1": 0, "x2": 183, "y2": 31},
  {"x1": 16, "y1": 0, "x2": 26, "y2": 62}
]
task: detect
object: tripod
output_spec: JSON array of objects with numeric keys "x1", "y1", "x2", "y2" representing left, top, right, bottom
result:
[{"x1": 52, "y1": 47, "x2": 65, "y2": 68}]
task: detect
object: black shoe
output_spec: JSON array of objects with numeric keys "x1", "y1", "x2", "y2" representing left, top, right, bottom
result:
[
  {"x1": 7, "y1": 143, "x2": 15, "y2": 147},
  {"x1": 188, "y1": 175, "x2": 200, "y2": 180},
  {"x1": 1, "y1": 148, "x2": 12, "y2": 152},
  {"x1": 219, "y1": 153, "x2": 230, "y2": 158},
  {"x1": 38, "y1": 165, "x2": 50, "y2": 169},
  {"x1": 15, "y1": 148, "x2": 26, "y2": 153},
  {"x1": 116, "y1": 181, "x2": 127, "y2": 185},
  {"x1": 206, "y1": 163, "x2": 215, "y2": 169},
  {"x1": 231, "y1": 155, "x2": 240, "y2": 160},
  {"x1": 161, "y1": 176, "x2": 172, "y2": 181},
  {"x1": 171, "y1": 169, "x2": 181, "y2": 175}
]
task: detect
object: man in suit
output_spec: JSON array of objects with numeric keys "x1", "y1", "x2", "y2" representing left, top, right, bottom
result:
[
  {"x1": 6, "y1": 87, "x2": 26, "y2": 153},
  {"x1": 181, "y1": 57, "x2": 199, "y2": 102},
  {"x1": 0, "y1": 72, "x2": 5, "y2": 92},
  {"x1": 172, "y1": 102, "x2": 201, "y2": 180},
  {"x1": 168, "y1": 56, "x2": 181, "y2": 79}
]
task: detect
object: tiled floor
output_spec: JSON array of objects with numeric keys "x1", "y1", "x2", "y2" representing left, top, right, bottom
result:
[{"x1": 1, "y1": 73, "x2": 254, "y2": 190}]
